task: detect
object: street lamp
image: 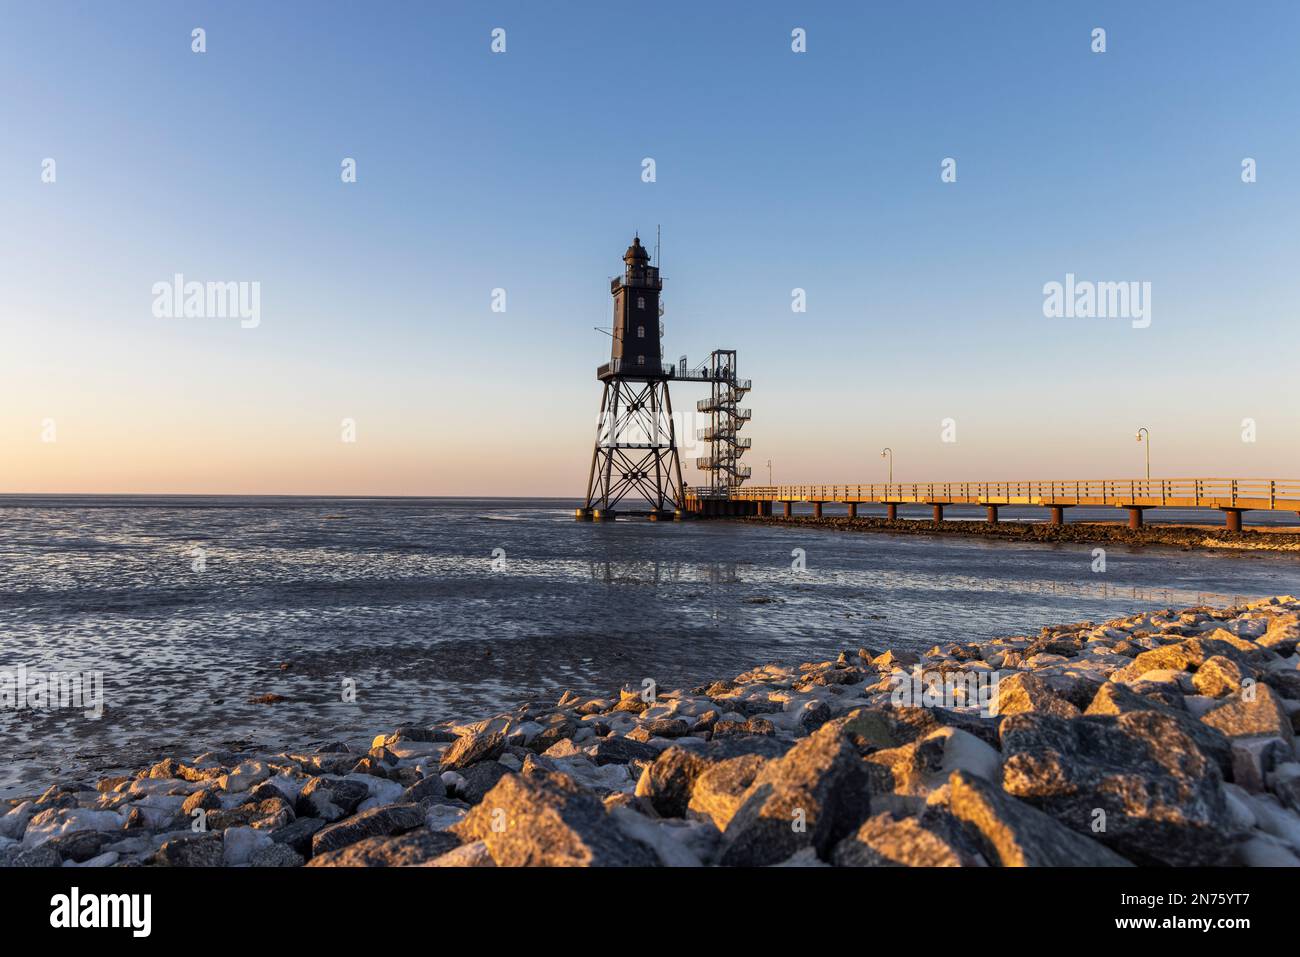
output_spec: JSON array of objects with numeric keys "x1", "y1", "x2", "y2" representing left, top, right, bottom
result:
[
  {"x1": 880, "y1": 447, "x2": 893, "y2": 484},
  {"x1": 1135, "y1": 428, "x2": 1150, "y2": 481},
  {"x1": 766, "y1": 459, "x2": 772, "y2": 486}
]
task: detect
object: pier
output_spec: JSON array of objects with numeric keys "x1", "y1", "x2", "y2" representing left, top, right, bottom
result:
[{"x1": 686, "y1": 478, "x2": 1300, "y2": 530}]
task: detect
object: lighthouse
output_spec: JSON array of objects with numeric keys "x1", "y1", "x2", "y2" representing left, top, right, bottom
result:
[{"x1": 576, "y1": 236, "x2": 685, "y2": 520}]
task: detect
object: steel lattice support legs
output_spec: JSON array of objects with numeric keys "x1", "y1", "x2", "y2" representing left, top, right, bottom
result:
[{"x1": 582, "y1": 378, "x2": 684, "y2": 515}]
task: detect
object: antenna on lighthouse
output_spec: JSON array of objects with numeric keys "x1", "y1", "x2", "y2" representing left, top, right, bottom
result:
[{"x1": 655, "y1": 225, "x2": 661, "y2": 267}]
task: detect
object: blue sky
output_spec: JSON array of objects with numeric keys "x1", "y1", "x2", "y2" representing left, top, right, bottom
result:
[{"x1": 2, "y1": 1, "x2": 1298, "y2": 494}]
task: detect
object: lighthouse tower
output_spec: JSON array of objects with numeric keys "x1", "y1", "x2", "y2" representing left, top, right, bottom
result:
[{"x1": 577, "y1": 236, "x2": 685, "y2": 520}]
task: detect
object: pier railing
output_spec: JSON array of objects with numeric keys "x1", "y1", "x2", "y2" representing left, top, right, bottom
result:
[{"x1": 728, "y1": 478, "x2": 1300, "y2": 511}]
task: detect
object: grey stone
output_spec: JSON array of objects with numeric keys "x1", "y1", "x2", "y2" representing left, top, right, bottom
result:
[
  {"x1": 440, "y1": 730, "x2": 506, "y2": 771},
  {"x1": 830, "y1": 809, "x2": 985, "y2": 867},
  {"x1": 944, "y1": 770, "x2": 1131, "y2": 866},
  {"x1": 1000, "y1": 711, "x2": 1233, "y2": 866},
  {"x1": 270, "y1": 816, "x2": 325, "y2": 856},
  {"x1": 451, "y1": 770, "x2": 658, "y2": 867},
  {"x1": 152, "y1": 833, "x2": 225, "y2": 867},
  {"x1": 717, "y1": 723, "x2": 873, "y2": 867},
  {"x1": 310, "y1": 803, "x2": 425, "y2": 856},
  {"x1": 306, "y1": 828, "x2": 461, "y2": 866}
]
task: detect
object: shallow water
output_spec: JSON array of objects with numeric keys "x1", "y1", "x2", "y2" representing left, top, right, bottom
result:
[{"x1": 2, "y1": 495, "x2": 1299, "y2": 796}]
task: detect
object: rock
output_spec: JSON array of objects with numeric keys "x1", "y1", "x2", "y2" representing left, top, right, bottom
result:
[
  {"x1": 400, "y1": 775, "x2": 447, "y2": 805},
  {"x1": 271, "y1": 817, "x2": 324, "y2": 856},
  {"x1": 1000, "y1": 711, "x2": 1233, "y2": 866},
  {"x1": 1085, "y1": 681, "x2": 1232, "y2": 775},
  {"x1": 527, "y1": 715, "x2": 577, "y2": 754},
  {"x1": 836, "y1": 704, "x2": 999, "y2": 752},
  {"x1": 794, "y1": 700, "x2": 832, "y2": 734},
  {"x1": 686, "y1": 754, "x2": 769, "y2": 831},
  {"x1": 296, "y1": 777, "x2": 369, "y2": 821},
  {"x1": 943, "y1": 770, "x2": 1130, "y2": 866},
  {"x1": 222, "y1": 826, "x2": 273, "y2": 866},
  {"x1": 307, "y1": 828, "x2": 461, "y2": 866},
  {"x1": 21, "y1": 807, "x2": 124, "y2": 848},
  {"x1": 440, "y1": 731, "x2": 507, "y2": 772},
  {"x1": 1111, "y1": 637, "x2": 1249, "y2": 683},
  {"x1": 994, "y1": 673, "x2": 1081, "y2": 718},
  {"x1": 310, "y1": 803, "x2": 425, "y2": 856},
  {"x1": 455, "y1": 762, "x2": 512, "y2": 804},
  {"x1": 608, "y1": 807, "x2": 706, "y2": 866},
  {"x1": 451, "y1": 770, "x2": 658, "y2": 866},
  {"x1": 865, "y1": 726, "x2": 1000, "y2": 801},
  {"x1": 641, "y1": 718, "x2": 690, "y2": 739},
  {"x1": 1229, "y1": 737, "x2": 1290, "y2": 792},
  {"x1": 424, "y1": 840, "x2": 496, "y2": 867},
  {"x1": 152, "y1": 834, "x2": 225, "y2": 867},
  {"x1": 1193, "y1": 656, "x2": 1251, "y2": 697},
  {"x1": 717, "y1": 723, "x2": 872, "y2": 867},
  {"x1": 1200, "y1": 684, "x2": 1295, "y2": 746},
  {"x1": 586, "y1": 736, "x2": 661, "y2": 766},
  {"x1": 11, "y1": 845, "x2": 62, "y2": 867},
  {"x1": 634, "y1": 747, "x2": 709, "y2": 818},
  {"x1": 181, "y1": 788, "x2": 222, "y2": 816},
  {"x1": 831, "y1": 809, "x2": 985, "y2": 867},
  {"x1": 249, "y1": 843, "x2": 304, "y2": 867},
  {"x1": 216, "y1": 760, "x2": 271, "y2": 794},
  {"x1": 44, "y1": 830, "x2": 106, "y2": 863}
]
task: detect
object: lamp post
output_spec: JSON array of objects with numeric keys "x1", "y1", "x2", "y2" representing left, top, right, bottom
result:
[
  {"x1": 1135, "y1": 428, "x2": 1150, "y2": 482},
  {"x1": 766, "y1": 459, "x2": 772, "y2": 487},
  {"x1": 880, "y1": 447, "x2": 893, "y2": 485}
]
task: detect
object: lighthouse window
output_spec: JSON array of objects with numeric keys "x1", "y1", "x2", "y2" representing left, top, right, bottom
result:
[
  {"x1": 637, "y1": 355, "x2": 645, "y2": 366},
  {"x1": 637, "y1": 325, "x2": 645, "y2": 338},
  {"x1": 637, "y1": 297, "x2": 645, "y2": 310}
]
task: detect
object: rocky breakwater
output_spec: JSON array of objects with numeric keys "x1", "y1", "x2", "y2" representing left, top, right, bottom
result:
[{"x1": 4, "y1": 596, "x2": 1300, "y2": 867}]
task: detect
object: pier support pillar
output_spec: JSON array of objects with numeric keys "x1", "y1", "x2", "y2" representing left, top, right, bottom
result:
[
  {"x1": 1047, "y1": 506, "x2": 1068, "y2": 525},
  {"x1": 574, "y1": 508, "x2": 594, "y2": 521},
  {"x1": 812, "y1": 502, "x2": 824, "y2": 519},
  {"x1": 1125, "y1": 507, "x2": 1145, "y2": 529},
  {"x1": 932, "y1": 504, "x2": 945, "y2": 522},
  {"x1": 886, "y1": 503, "x2": 898, "y2": 522},
  {"x1": 593, "y1": 509, "x2": 618, "y2": 522},
  {"x1": 1221, "y1": 508, "x2": 1244, "y2": 533},
  {"x1": 985, "y1": 505, "x2": 999, "y2": 524},
  {"x1": 847, "y1": 503, "x2": 857, "y2": 519},
  {"x1": 782, "y1": 501, "x2": 792, "y2": 518}
]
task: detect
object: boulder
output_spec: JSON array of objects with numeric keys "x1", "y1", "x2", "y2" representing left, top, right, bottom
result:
[
  {"x1": 717, "y1": 723, "x2": 873, "y2": 866},
  {"x1": 686, "y1": 754, "x2": 769, "y2": 831},
  {"x1": 310, "y1": 803, "x2": 424, "y2": 856},
  {"x1": 994, "y1": 673, "x2": 1080, "y2": 718},
  {"x1": 451, "y1": 770, "x2": 658, "y2": 866},
  {"x1": 1200, "y1": 684, "x2": 1295, "y2": 747},
  {"x1": 1085, "y1": 681, "x2": 1231, "y2": 774},
  {"x1": 152, "y1": 833, "x2": 224, "y2": 867},
  {"x1": 830, "y1": 809, "x2": 985, "y2": 867},
  {"x1": 1111, "y1": 637, "x2": 1249, "y2": 683},
  {"x1": 944, "y1": 771, "x2": 1130, "y2": 866},
  {"x1": 296, "y1": 777, "x2": 369, "y2": 821},
  {"x1": 1000, "y1": 711, "x2": 1233, "y2": 865},
  {"x1": 306, "y1": 828, "x2": 461, "y2": 866},
  {"x1": 634, "y1": 747, "x2": 709, "y2": 818},
  {"x1": 586, "y1": 736, "x2": 661, "y2": 766},
  {"x1": 270, "y1": 817, "x2": 324, "y2": 856},
  {"x1": 455, "y1": 762, "x2": 512, "y2": 804},
  {"x1": 440, "y1": 730, "x2": 506, "y2": 772},
  {"x1": 1192, "y1": 656, "x2": 1251, "y2": 697}
]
